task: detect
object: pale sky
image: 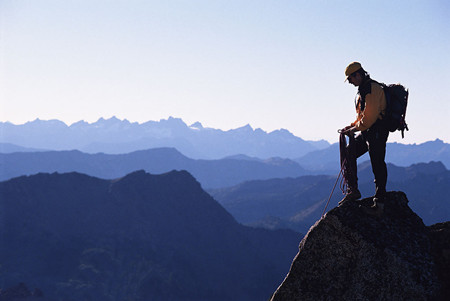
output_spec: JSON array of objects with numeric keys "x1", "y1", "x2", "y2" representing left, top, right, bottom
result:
[{"x1": 1, "y1": 0, "x2": 449, "y2": 144}]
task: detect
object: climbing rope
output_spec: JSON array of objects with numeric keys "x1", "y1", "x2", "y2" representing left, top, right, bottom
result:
[
  {"x1": 321, "y1": 157, "x2": 346, "y2": 218},
  {"x1": 321, "y1": 131, "x2": 354, "y2": 218}
]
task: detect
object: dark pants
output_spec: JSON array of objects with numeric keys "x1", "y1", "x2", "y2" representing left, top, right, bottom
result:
[{"x1": 344, "y1": 121, "x2": 389, "y2": 196}]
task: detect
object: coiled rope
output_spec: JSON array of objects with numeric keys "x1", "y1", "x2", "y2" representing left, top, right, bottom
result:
[{"x1": 321, "y1": 131, "x2": 353, "y2": 218}]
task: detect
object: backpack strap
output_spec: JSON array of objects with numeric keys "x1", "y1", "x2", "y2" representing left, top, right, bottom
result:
[{"x1": 356, "y1": 78, "x2": 374, "y2": 111}]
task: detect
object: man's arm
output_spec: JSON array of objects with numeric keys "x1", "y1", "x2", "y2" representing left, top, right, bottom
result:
[{"x1": 353, "y1": 84, "x2": 385, "y2": 131}]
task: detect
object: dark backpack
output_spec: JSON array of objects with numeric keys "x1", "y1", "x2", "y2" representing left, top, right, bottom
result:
[{"x1": 381, "y1": 83, "x2": 409, "y2": 138}]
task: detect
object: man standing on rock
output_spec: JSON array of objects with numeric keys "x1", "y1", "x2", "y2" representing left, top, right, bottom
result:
[{"x1": 339, "y1": 62, "x2": 389, "y2": 214}]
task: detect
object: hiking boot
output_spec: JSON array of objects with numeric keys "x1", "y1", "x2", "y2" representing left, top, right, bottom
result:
[
  {"x1": 374, "y1": 188, "x2": 386, "y2": 201},
  {"x1": 361, "y1": 199, "x2": 384, "y2": 216},
  {"x1": 339, "y1": 189, "x2": 361, "y2": 205}
]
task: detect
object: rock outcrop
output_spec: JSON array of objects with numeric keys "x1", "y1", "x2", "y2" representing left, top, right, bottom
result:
[
  {"x1": 428, "y1": 222, "x2": 450, "y2": 299},
  {"x1": 270, "y1": 191, "x2": 449, "y2": 301}
]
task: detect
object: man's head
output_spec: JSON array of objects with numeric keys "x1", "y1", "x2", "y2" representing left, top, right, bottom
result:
[{"x1": 345, "y1": 62, "x2": 367, "y2": 86}]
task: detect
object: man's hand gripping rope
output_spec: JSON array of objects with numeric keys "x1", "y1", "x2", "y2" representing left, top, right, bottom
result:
[{"x1": 339, "y1": 125, "x2": 356, "y2": 136}]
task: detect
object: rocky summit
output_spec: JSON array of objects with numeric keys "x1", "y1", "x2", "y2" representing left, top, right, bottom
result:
[{"x1": 270, "y1": 191, "x2": 450, "y2": 301}]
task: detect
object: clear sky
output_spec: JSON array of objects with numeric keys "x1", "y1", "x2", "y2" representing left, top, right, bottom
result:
[{"x1": 1, "y1": 0, "x2": 449, "y2": 144}]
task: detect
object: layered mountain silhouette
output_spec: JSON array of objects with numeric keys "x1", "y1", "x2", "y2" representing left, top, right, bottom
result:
[
  {"x1": 0, "y1": 117, "x2": 326, "y2": 159},
  {"x1": 270, "y1": 192, "x2": 450, "y2": 300},
  {"x1": 2, "y1": 143, "x2": 448, "y2": 191},
  {"x1": 0, "y1": 170, "x2": 299, "y2": 301},
  {"x1": 0, "y1": 148, "x2": 307, "y2": 189},
  {"x1": 1, "y1": 118, "x2": 448, "y2": 169},
  {"x1": 1, "y1": 147, "x2": 447, "y2": 234},
  {"x1": 210, "y1": 161, "x2": 450, "y2": 233},
  {"x1": 0, "y1": 143, "x2": 44, "y2": 153}
]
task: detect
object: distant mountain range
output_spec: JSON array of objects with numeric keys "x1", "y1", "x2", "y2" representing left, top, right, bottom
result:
[
  {"x1": 0, "y1": 170, "x2": 299, "y2": 301},
  {"x1": 0, "y1": 148, "x2": 307, "y2": 189},
  {"x1": 1, "y1": 117, "x2": 448, "y2": 170},
  {"x1": 209, "y1": 161, "x2": 450, "y2": 234},
  {"x1": 2, "y1": 142, "x2": 449, "y2": 191},
  {"x1": 0, "y1": 117, "x2": 328, "y2": 159}
]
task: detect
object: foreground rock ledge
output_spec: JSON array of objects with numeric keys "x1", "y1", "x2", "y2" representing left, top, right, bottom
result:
[{"x1": 270, "y1": 191, "x2": 449, "y2": 301}]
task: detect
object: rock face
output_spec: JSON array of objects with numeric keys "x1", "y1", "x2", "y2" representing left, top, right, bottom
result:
[
  {"x1": 270, "y1": 192, "x2": 449, "y2": 301},
  {"x1": 428, "y1": 222, "x2": 450, "y2": 299}
]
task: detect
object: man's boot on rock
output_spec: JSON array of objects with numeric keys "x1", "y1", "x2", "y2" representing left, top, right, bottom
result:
[
  {"x1": 339, "y1": 188, "x2": 361, "y2": 205},
  {"x1": 361, "y1": 190, "x2": 386, "y2": 216}
]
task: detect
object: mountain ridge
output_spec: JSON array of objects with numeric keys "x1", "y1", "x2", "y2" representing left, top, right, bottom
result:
[
  {"x1": 0, "y1": 148, "x2": 308, "y2": 189},
  {"x1": 0, "y1": 117, "x2": 327, "y2": 159},
  {"x1": 0, "y1": 170, "x2": 300, "y2": 300},
  {"x1": 1, "y1": 117, "x2": 448, "y2": 169}
]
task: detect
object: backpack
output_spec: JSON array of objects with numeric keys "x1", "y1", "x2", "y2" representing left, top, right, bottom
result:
[{"x1": 381, "y1": 83, "x2": 409, "y2": 138}]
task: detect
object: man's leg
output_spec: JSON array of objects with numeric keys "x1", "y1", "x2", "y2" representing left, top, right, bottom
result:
[
  {"x1": 363, "y1": 126, "x2": 389, "y2": 214},
  {"x1": 367, "y1": 127, "x2": 389, "y2": 198},
  {"x1": 340, "y1": 133, "x2": 368, "y2": 204}
]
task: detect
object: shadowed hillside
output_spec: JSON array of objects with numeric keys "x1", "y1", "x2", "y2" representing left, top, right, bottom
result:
[
  {"x1": 0, "y1": 148, "x2": 307, "y2": 189},
  {"x1": 0, "y1": 170, "x2": 299, "y2": 301}
]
